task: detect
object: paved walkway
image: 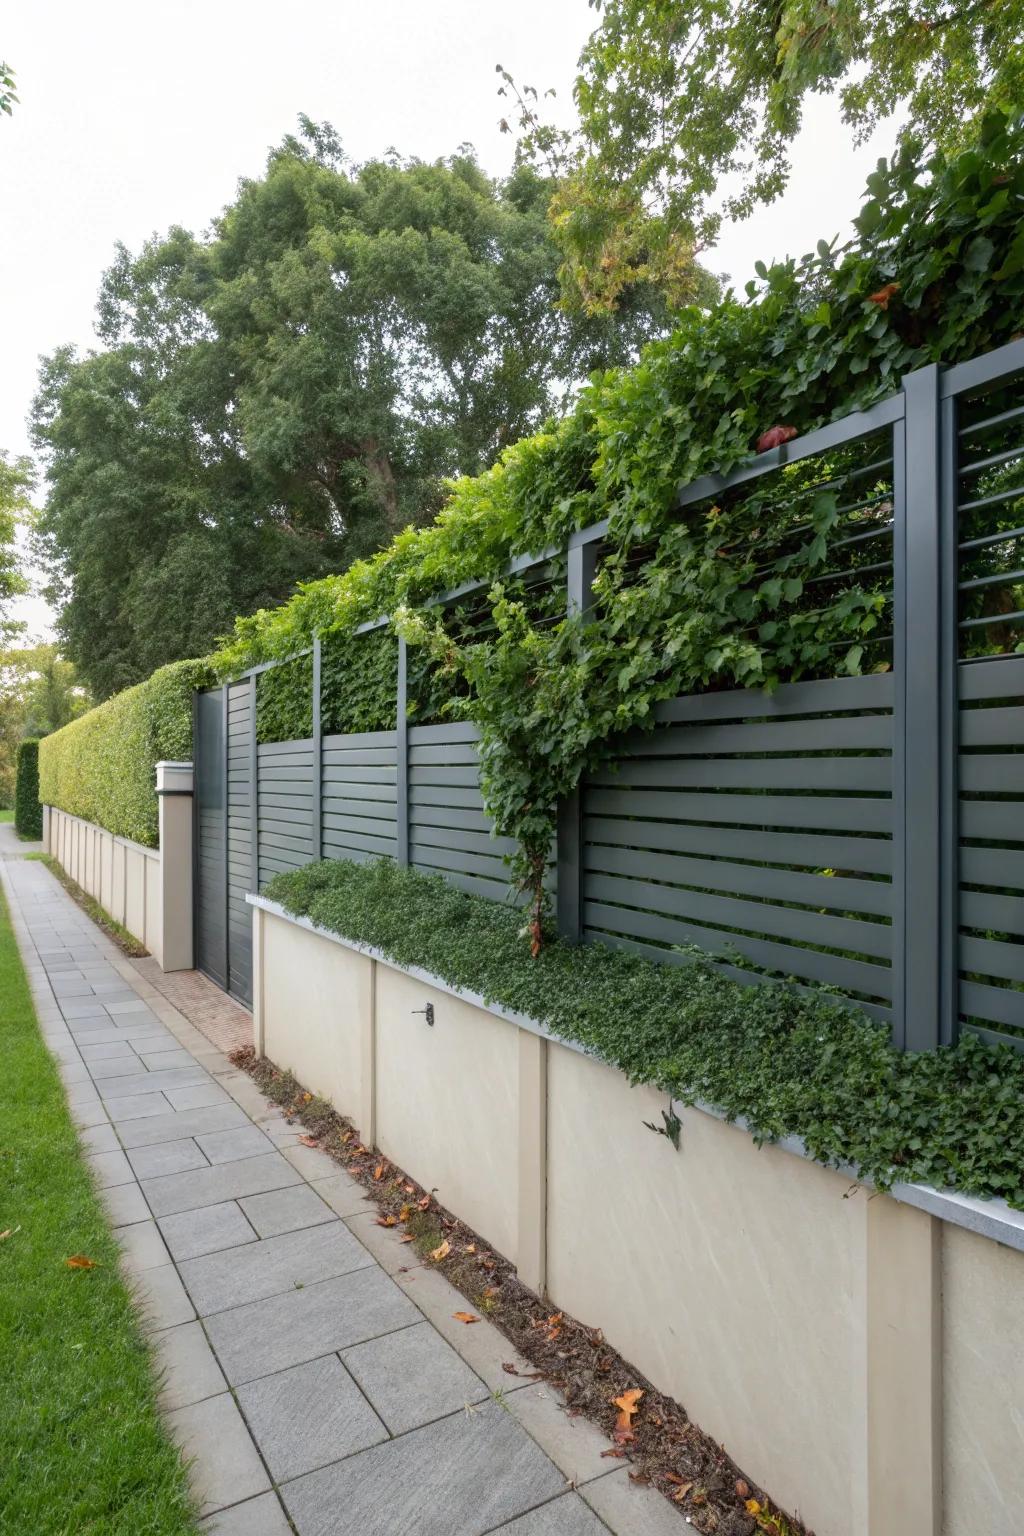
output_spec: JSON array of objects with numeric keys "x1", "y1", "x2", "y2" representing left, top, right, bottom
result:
[{"x1": 1, "y1": 854, "x2": 679, "y2": 1536}]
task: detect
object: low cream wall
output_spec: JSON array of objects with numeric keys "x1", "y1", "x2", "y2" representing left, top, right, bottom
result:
[
  {"x1": 43, "y1": 768, "x2": 192, "y2": 971},
  {"x1": 253, "y1": 900, "x2": 1024, "y2": 1536},
  {"x1": 47, "y1": 807, "x2": 161, "y2": 958}
]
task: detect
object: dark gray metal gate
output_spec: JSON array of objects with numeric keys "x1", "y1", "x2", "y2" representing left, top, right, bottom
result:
[{"x1": 194, "y1": 679, "x2": 255, "y2": 1006}]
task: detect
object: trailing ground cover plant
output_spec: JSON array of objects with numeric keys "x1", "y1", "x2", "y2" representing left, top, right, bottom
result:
[
  {"x1": 209, "y1": 116, "x2": 1024, "y2": 922},
  {"x1": 264, "y1": 857, "x2": 1024, "y2": 1209}
]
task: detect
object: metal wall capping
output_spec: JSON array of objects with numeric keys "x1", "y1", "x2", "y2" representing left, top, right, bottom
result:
[{"x1": 191, "y1": 339, "x2": 1024, "y2": 1050}]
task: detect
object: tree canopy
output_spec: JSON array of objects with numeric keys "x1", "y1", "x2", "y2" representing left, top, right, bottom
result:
[
  {"x1": 0, "y1": 644, "x2": 89, "y2": 808},
  {"x1": 528, "y1": 0, "x2": 1024, "y2": 308},
  {"x1": 32, "y1": 123, "x2": 669, "y2": 699}
]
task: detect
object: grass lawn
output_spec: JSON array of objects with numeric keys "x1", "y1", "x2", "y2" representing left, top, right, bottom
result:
[
  {"x1": 0, "y1": 880, "x2": 199, "y2": 1534},
  {"x1": 0, "y1": 808, "x2": 13, "y2": 821}
]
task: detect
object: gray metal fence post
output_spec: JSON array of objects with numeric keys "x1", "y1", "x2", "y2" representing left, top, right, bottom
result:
[
  {"x1": 396, "y1": 636, "x2": 409, "y2": 866},
  {"x1": 556, "y1": 539, "x2": 598, "y2": 941},
  {"x1": 249, "y1": 673, "x2": 259, "y2": 894},
  {"x1": 893, "y1": 364, "x2": 956, "y2": 1050},
  {"x1": 312, "y1": 634, "x2": 323, "y2": 863}
]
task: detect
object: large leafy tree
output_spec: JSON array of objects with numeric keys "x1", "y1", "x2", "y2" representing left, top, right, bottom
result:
[
  {"x1": 34, "y1": 122, "x2": 668, "y2": 697},
  {"x1": 531, "y1": 0, "x2": 1024, "y2": 309}
]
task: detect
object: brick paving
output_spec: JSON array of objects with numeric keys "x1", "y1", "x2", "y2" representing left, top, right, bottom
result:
[{"x1": 1, "y1": 853, "x2": 681, "y2": 1536}]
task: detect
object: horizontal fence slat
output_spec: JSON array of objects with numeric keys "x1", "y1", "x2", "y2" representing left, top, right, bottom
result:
[
  {"x1": 583, "y1": 786, "x2": 893, "y2": 834},
  {"x1": 323, "y1": 829, "x2": 398, "y2": 859},
  {"x1": 626, "y1": 714, "x2": 892, "y2": 757},
  {"x1": 959, "y1": 704, "x2": 1024, "y2": 747},
  {"x1": 256, "y1": 766, "x2": 315, "y2": 784},
  {"x1": 960, "y1": 845, "x2": 1024, "y2": 888},
  {"x1": 322, "y1": 795, "x2": 398, "y2": 823},
  {"x1": 652, "y1": 672, "x2": 894, "y2": 725},
  {"x1": 583, "y1": 902, "x2": 893, "y2": 1000},
  {"x1": 408, "y1": 804, "x2": 494, "y2": 835},
  {"x1": 322, "y1": 729, "x2": 398, "y2": 751},
  {"x1": 958, "y1": 654, "x2": 1024, "y2": 700},
  {"x1": 961, "y1": 889, "x2": 1024, "y2": 937},
  {"x1": 588, "y1": 757, "x2": 891, "y2": 792},
  {"x1": 321, "y1": 783, "x2": 397, "y2": 809},
  {"x1": 583, "y1": 842, "x2": 891, "y2": 916},
  {"x1": 959, "y1": 979, "x2": 1024, "y2": 1031},
  {"x1": 960, "y1": 934, "x2": 1024, "y2": 984},
  {"x1": 583, "y1": 872, "x2": 892, "y2": 958},
  {"x1": 408, "y1": 765, "x2": 482, "y2": 789},
  {"x1": 959, "y1": 755, "x2": 1024, "y2": 794},
  {"x1": 321, "y1": 764, "x2": 396, "y2": 785},
  {"x1": 959, "y1": 801, "x2": 1024, "y2": 840},
  {"x1": 409, "y1": 823, "x2": 517, "y2": 859},
  {"x1": 321, "y1": 748, "x2": 397, "y2": 768},
  {"x1": 584, "y1": 815, "x2": 892, "y2": 876},
  {"x1": 410, "y1": 843, "x2": 509, "y2": 882},
  {"x1": 409, "y1": 784, "x2": 486, "y2": 810},
  {"x1": 322, "y1": 812, "x2": 400, "y2": 840},
  {"x1": 408, "y1": 722, "x2": 481, "y2": 746},
  {"x1": 407, "y1": 744, "x2": 481, "y2": 767},
  {"x1": 257, "y1": 737, "x2": 314, "y2": 757}
]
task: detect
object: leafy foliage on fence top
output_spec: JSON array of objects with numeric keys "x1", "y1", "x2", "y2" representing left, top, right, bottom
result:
[
  {"x1": 14, "y1": 739, "x2": 41, "y2": 839},
  {"x1": 264, "y1": 857, "x2": 1024, "y2": 1210},
  {"x1": 214, "y1": 114, "x2": 1024, "y2": 908},
  {"x1": 38, "y1": 659, "x2": 212, "y2": 846}
]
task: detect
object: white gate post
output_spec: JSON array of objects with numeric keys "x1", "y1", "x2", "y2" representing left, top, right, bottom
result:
[{"x1": 155, "y1": 760, "x2": 194, "y2": 971}]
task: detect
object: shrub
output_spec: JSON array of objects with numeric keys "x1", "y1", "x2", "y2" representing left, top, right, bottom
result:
[
  {"x1": 264, "y1": 857, "x2": 1024, "y2": 1211},
  {"x1": 37, "y1": 659, "x2": 212, "y2": 847},
  {"x1": 14, "y1": 739, "x2": 41, "y2": 839}
]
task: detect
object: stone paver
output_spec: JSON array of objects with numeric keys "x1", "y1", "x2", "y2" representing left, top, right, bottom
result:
[{"x1": 0, "y1": 854, "x2": 656, "y2": 1535}]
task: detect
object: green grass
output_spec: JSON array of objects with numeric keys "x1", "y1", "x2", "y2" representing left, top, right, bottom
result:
[
  {"x1": 0, "y1": 808, "x2": 13, "y2": 822},
  {"x1": 0, "y1": 881, "x2": 199, "y2": 1534}
]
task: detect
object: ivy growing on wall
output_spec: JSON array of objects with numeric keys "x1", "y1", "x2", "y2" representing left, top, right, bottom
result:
[{"x1": 214, "y1": 116, "x2": 1024, "y2": 918}]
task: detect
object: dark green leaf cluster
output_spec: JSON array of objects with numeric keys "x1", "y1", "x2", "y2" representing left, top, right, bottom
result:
[
  {"x1": 37, "y1": 658, "x2": 212, "y2": 846},
  {"x1": 14, "y1": 740, "x2": 41, "y2": 839},
  {"x1": 266, "y1": 857, "x2": 1024, "y2": 1210}
]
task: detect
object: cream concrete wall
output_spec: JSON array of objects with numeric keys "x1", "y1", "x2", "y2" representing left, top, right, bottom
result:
[
  {"x1": 545, "y1": 1046, "x2": 867, "y2": 1536},
  {"x1": 943, "y1": 1225, "x2": 1024, "y2": 1535},
  {"x1": 374, "y1": 963, "x2": 519, "y2": 1263},
  {"x1": 46, "y1": 808, "x2": 157, "y2": 955},
  {"x1": 262, "y1": 911, "x2": 371, "y2": 1128},
  {"x1": 253, "y1": 902, "x2": 1024, "y2": 1536}
]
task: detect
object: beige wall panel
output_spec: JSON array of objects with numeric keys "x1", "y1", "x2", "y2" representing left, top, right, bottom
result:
[
  {"x1": 262, "y1": 914, "x2": 370, "y2": 1129},
  {"x1": 943, "y1": 1225, "x2": 1024, "y2": 1535},
  {"x1": 123, "y1": 846, "x2": 146, "y2": 944},
  {"x1": 374, "y1": 965, "x2": 519, "y2": 1264},
  {"x1": 545, "y1": 1045, "x2": 868, "y2": 1536},
  {"x1": 144, "y1": 855, "x2": 162, "y2": 963}
]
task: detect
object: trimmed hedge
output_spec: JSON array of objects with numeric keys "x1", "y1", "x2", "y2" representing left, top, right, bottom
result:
[
  {"x1": 264, "y1": 857, "x2": 1024, "y2": 1210},
  {"x1": 38, "y1": 659, "x2": 212, "y2": 847},
  {"x1": 14, "y1": 740, "x2": 42, "y2": 839}
]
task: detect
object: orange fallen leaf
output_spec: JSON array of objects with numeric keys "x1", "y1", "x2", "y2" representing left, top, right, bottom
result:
[
  {"x1": 672, "y1": 1481, "x2": 694, "y2": 1503},
  {"x1": 417, "y1": 1194, "x2": 431, "y2": 1210},
  {"x1": 302, "y1": 1092, "x2": 312, "y2": 1102},
  {"x1": 373, "y1": 1161, "x2": 387, "y2": 1181},
  {"x1": 601, "y1": 1447, "x2": 628, "y2": 1460},
  {"x1": 463, "y1": 1244, "x2": 476, "y2": 1255},
  {"x1": 735, "y1": 1480, "x2": 750, "y2": 1498},
  {"x1": 398, "y1": 1204, "x2": 412, "y2": 1222},
  {"x1": 453, "y1": 1311, "x2": 480, "y2": 1324},
  {"x1": 745, "y1": 1499, "x2": 762, "y2": 1516},
  {"x1": 483, "y1": 1285, "x2": 500, "y2": 1299},
  {"x1": 403, "y1": 1182, "x2": 415, "y2": 1194},
  {"x1": 376, "y1": 1215, "x2": 398, "y2": 1228},
  {"x1": 65, "y1": 1255, "x2": 97, "y2": 1269},
  {"x1": 399, "y1": 1234, "x2": 415, "y2": 1243},
  {"x1": 612, "y1": 1388, "x2": 643, "y2": 1442},
  {"x1": 429, "y1": 1239, "x2": 451, "y2": 1262},
  {"x1": 298, "y1": 1134, "x2": 318, "y2": 1148}
]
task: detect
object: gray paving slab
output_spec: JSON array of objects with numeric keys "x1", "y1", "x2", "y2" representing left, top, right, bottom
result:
[
  {"x1": 167, "y1": 1391, "x2": 270, "y2": 1516},
  {"x1": 199, "y1": 1493, "x2": 292, "y2": 1535},
  {"x1": 308, "y1": 1170, "x2": 373, "y2": 1217},
  {"x1": 165, "y1": 1081, "x2": 233, "y2": 1110},
  {"x1": 237, "y1": 1354, "x2": 387, "y2": 1482},
  {"x1": 88, "y1": 1054, "x2": 153, "y2": 1080},
  {"x1": 180, "y1": 1219, "x2": 374, "y2": 1316},
  {"x1": 194, "y1": 1125, "x2": 274, "y2": 1165},
  {"x1": 135, "y1": 1048, "x2": 195, "y2": 1071},
  {"x1": 580, "y1": 1467, "x2": 686, "y2": 1535},
  {"x1": 239, "y1": 1184, "x2": 337, "y2": 1239},
  {"x1": 130, "y1": 1262, "x2": 197, "y2": 1331},
  {"x1": 117, "y1": 1219, "x2": 172, "y2": 1274},
  {"x1": 80, "y1": 1039, "x2": 140, "y2": 1060},
  {"x1": 280, "y1": 1400, "x2": 567, "y2": 1536},
  {"x1": 116, "y1": 1102, "x2": 249, "y2": 1148},
  {"x1": 107, "y1": 1091, "x2": 176, "y2": 1122},
  {"x1": 127, "y1": 1137, "x2": 210, "y2": 1180},
  {"x1": 79, "y1": 1121, "x2": 121, "y2": 1155},
  {"x1": 490, "y1": 1494, "x2": 611, "y2": 1535},
  {"x1": 153, "y1": 1320, "x2": 229, "y2": 1412},
  {"x1": 204, "y1": 1267, "x2": 421, "y2": 1385},
  {"x1": 100, "y1": 1180, "x2": 152, "y2": 1227},
  {"x1": 159, "y1": 1200, "x2": 259, "y2": 1263},
  {"x1": 342, "y1": 1320, "x2": 489, "y2": 1435},
  {"x1": 503, "y1": 1384, "x2": 615, "y2": 1485},
  {"x1": 142, "y1": 1152, "x2": 304, "y2": 1217},
  {"x1": 86, "y1": 1148, "x2": 135, "y2": 1188},
  {"x1": 99, "y1": 1066, "x2": 210, "y2": 1100}
]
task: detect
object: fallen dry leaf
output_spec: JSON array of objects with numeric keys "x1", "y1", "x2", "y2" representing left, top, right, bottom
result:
[
  {"x1": 417, "y1": 1194, "x2": 431, "y2": 1210},
  {"x1": 0, "y1": 1227, "x2": 18, "y2": 1241},
  {"x1": 482, "y1": 1285, "x2": 500, "y2": 1299},
  {"x1": 429, "y1": 1239, "x2": 451, "y2": 1262},
  {"x1": 453, "y1": 1311, "x2": 480, "y2": 1325},
  {"x1": 298, "y1": 1134, "x2": 318, "y2": 1148},
  {"x1": 399, "y1": 1233, "x2": 415, "y2": 1244},
  {"x1": 601, "y1": 1447, "x2": 628, "y2": 1460},
  {"x1": 398, "y1": 1203, "x2": 412, "y2": 1222},
  {"x1": 463, "y1": 1244, "x2": 476, "y2": 1255},
  {"x1": 672, "y1": 1481, "x2": 694, "y2": 1503},
  {"x1": 376, "y1": 1215, "x2": 398, "y2": 1228},
  {"x1": 373, "y1": 1161, "x2": 386, "y2": 1181},
  {"x1": 612, "y1": 1388, "x2": 643, "y2": 1443},
  {"x1": 736, "y1": 1480, "x2": 750, "y2": 1498},
  {"x1": 746, "y1": 1499, "x2": 762, "y2": 1516},
  {"x1": 501, "y1": 1362, "x2": 520, "y2": 1375},
  {"x1": 403, "y1": 1182, "x2": 415, "y2": 1194},
  {"x1": 65, "y1": 1255, "x2": 97, "y2": 1269}
]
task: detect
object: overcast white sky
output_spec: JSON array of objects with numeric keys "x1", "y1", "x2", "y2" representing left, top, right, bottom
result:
[{"x1": 1, "y1": 1, "x2": 902, "y2": 639}]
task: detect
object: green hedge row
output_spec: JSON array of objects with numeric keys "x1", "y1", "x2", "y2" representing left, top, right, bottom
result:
[
  {"x1": 14, "y1": 740, "x2": 41, "y2": 840},
  {"x1": 37, "y1": 659, "x2": 212, "y2": 847},
  {"x1": 264, "y1": 857, "x2": 1024, "y2": 1210}
]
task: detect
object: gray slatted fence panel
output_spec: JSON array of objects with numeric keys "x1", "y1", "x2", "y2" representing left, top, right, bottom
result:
[
  {"x1": 322, "y1": 729, "x2": 399, "y2": 862},
  {"x1": 958, "y1": 653, "x2": 1024, "y2": 1049},
  {"x1": 581, "y1": 672, "x2": 895, "y2": 1021},
  {"x1": 258, "y1": 738, "x2": 315, "y2": 885},
  {"x1": 408, "y1": 722, "x2": 517, "y2": 901},
  {"x1": 226, "y1": 680, "x2": 253, "y2": 1005}
]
